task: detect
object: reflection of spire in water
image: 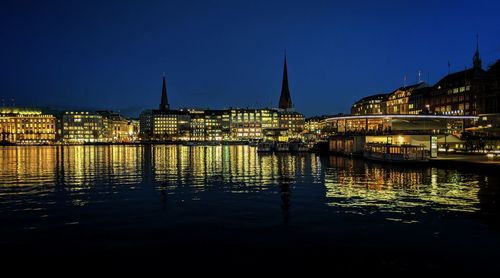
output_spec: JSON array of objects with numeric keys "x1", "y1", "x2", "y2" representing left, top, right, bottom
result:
[
  {"x1": 277, "y1": 154, "x2": 295, "y2": 225},
  {"x1": 279, "y1": 179, "x2": 291, "y2": 225}
]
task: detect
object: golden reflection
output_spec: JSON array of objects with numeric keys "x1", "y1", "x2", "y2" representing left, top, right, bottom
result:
[
  {"x1": 151, "y1": 145, "x2": 317, "y2": 192},
  {"x1": 0, "y1": 145, "x2": 143, "y2": 191},
  {"x1": 324, "y1": 155, "x2": 480, "y2": 212},
  {"x1": 0, "y1": 146, "x2": 484, "y2": 214},
  {"x1": 0, "y1": 146, "x2": 57, "y2": 188},
  {"x1": 59, "y1": 145, "x2": 143, "y2": 188}
]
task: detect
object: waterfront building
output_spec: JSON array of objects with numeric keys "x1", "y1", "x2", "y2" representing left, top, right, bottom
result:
[
  {"x1": 304, "y1": 116, "x2": 330, "y2": 137},
  {"x1": 428, "y1": 42, "x2": 485, "y2": 116},
  {"x1": 384, "y1": 82, "x2": 429, "y2": 115},
  {"x1": 140, "y1": 109, "x2": 190, "y2": 141},
  {"x1": 351, "y1": 93, "x2": 387, "y2": 115},
  {"x1": 429, "y1": 69, "x2": 483, "y2": 116},
  {"x1": 140, "y1": 59, "x2": 306, "y2": 142},
  {"x1": 139, "y1": 76, "x2": 191, "y2": 141},
  {"x1": 278, "y1": 110, "x2": 305, "y2": 138},
  {"x1": 62, "y1": 110, "x2": 137, "y2": 143},
  {"x1": 325, "y1": 114, "x2": 478, "y2": 153},
  {"x1": 325, "y1": 114, "x2": 475, "y2": 135},
  {"x1": 228, "y1": 108, "x2": 279, "y2": 140},
  {"x1": 97, "y1": 111, "x2": 139, "y2": 142},
  {"x1": 408, "y1": 87, "x2": 432, "y2": 114},
  {"x1": 0, "y1": 107, "x2": 56, "y2": 144},
  {"x1": 187, "y1": 109, "x2": 230, "y2": 141},
  {"x1": 61, "y1": 111, "x2": 106, "y2": 143}
]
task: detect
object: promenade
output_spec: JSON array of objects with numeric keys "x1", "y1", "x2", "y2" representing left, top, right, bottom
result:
[{"x1": 430, "y1": 153, "x2": 500, "y2": 173}]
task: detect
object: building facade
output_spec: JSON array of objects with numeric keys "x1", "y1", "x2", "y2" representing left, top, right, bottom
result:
[
  {"x1": 140, "y1": 58, "x2": 305, "y2": 142},
  {"x1": 229, "y1": 108, "x2": 279, "y2": 140},
  {"x1": 351, "y1": 94, "x2": 387, "y2": 115},
  {"x1": 385, "y1": 83, "x2": 428, "y2": 115},
  {"x1": 0, "y1": 107, "x2": 56, "y2": 144},
  {"x1": 140, "y1": 109, "x2": 190, "y2": 141},
  {"x1": 97, "y1": 111, "x2": 139, "y2": 142},
  {"x1": 187, "y1": 109, "x2": 230, "y2": 141},
  {"x1": 428, "y1": 68, "x2": 483, "y2": 116},
  {"x1": 61, "y1": 111, "x2": 106, "y2": 143},
  {"x1": 278, "y1": 110, "x2": 304, "y2": 138}
]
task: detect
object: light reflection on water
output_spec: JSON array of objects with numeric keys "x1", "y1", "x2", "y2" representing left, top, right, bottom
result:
[
  {"x1": 0, "y1": 145, "x2": 488, "y2": 216},
  {"x1": 1, "y1": 144, "x2": 500, "y2": 270},
  {"x1": 324, "y1": 156, "x2": 482, "y2": 213}
]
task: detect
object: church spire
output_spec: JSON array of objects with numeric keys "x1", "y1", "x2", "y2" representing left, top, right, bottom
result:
[
  {"x1": 279, "y1": 54, "x2": 293, "y2": 110},
  {"x1": 159, "y1": 73, "x2": 169, "y2": 111},
  {"x1": 473, "y1": 35, "x2": 482, "y2": 70}
]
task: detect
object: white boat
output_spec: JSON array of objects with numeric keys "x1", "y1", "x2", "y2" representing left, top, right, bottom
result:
[{"x1": 363, "y1": 143, "x2": 429, "y2": 163}]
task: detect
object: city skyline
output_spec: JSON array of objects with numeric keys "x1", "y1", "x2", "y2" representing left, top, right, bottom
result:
[{"x1": 2, "y1": 0, "x2": 500, "y2": 117}]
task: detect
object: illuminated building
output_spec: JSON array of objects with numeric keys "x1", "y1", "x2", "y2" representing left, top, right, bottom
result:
[
  {"x1": 304, "y1": 116, "x2": 325, "y2": 134},
  {"x1": 140, "y1": 109, "x2": 190, "y2": 141},
  {"x1": 62, "y1": 111, "x2": 106, "y2": 143},
  {"x1": 304, "y1": 116, "x2": 332, "y2": 139},
  {"x1": 140, "y1": 63, "x2": 306, "y2": 142},
  {"x1": 325, "y1": 114, "x2": 476, "y2": 135},
  {"x1": 326, "y1": 114, "x2": 478, "y2": 152},
  {"x1": 278, "y1": 111, "x2": 304, "y2": 138},
  {"x1": 187, "y1": 109, "x2": 230, "y2": 141},
  {"x1": 351, "y1": 93, "x2": 387, "y2": 115},
  {"x1": 229, "y1": 108, "x2": 279, "y2": 140},
  {"x1": 139, "y1": 76, "x2": 191, "y2": 141},
  {"x1": 408, "y1": 87, "x2": 432, "y2": 114},
  {"x1": 385, "y1": 82, "x2": 428, "y2": 115},
  {"x1": 97, "y1": 111, "x2": 139, "y2": 142},
  {"x1": 0, "y1": 107, "x2": 56, "y2": 144},
  {"x1": 429, "y1": 69, "x2": 483, "y2": 116}
]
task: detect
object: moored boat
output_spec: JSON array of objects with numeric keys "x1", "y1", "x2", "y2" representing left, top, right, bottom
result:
[
  {"x1": 274, "y1": 142, "x2": 289, "y2": 152},
  {"x1": 289, "y1": 142, "x2": 310, "y2": 152},
  {"x1": 257, "y1": 142, "x2": 274, "y2": 152},
  {"x1": 363, "y1": 143, "x2": 428, "y2": 163}
]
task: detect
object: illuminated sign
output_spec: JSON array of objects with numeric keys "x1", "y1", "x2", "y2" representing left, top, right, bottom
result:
[{"x1": 430, "y1": 136, "x2": 438, "y2": 158}]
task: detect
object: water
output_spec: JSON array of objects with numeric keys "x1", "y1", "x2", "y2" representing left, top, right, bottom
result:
[{"x1": 1, "y1": 145, "x2": 499, "y2": 272}]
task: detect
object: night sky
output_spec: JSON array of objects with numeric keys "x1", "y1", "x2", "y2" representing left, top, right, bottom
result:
[{"x1": 2, "y1": 0, "x2": 500, "y2": 117}]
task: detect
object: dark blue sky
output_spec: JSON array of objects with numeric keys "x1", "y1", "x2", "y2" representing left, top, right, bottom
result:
[{"x1": 2, "y1": 0, "x2": 500, "y2": 117}]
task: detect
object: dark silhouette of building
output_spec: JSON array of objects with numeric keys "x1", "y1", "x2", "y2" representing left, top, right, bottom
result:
[
  {"x1": 473, "y1": 37, "x2": 482, "y2": 70},
  {"x1": 427, "y1": 41, "x2": 485, "y2": 116},
  {"x1": 159, "y1": 75, "x2": 169, "y2": 111},
  {"x1": 408, "y1": 86, "x2": 432, "y2": 114},
  {"x1": 279, "y1": 55, "x2": 293, "y2": 110},
  {"x1": 478, "y1": 60, "x2": 500, "y2": 114}
]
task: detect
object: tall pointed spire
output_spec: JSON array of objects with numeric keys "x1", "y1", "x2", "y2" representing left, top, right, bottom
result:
[
  {"x1": 279, "y1": 54, "x2": 293, "y2": 110},
  {"x1": 159, "y1": 73, "x2": 169, "y2": 111},
  {"x1": 473, "y1": 35, "x2": 482, "y2": 70}
]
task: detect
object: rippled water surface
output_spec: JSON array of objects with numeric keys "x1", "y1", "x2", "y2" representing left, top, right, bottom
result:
[{"x1": 1, "y1": 145, "x2": 499, "y2": 272}]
